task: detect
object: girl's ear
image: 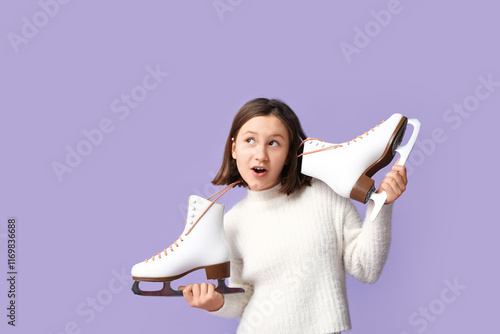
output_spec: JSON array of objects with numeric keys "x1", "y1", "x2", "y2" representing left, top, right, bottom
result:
[{"x1": 231, "y1": 137, "x2": 236, "y2": 159}]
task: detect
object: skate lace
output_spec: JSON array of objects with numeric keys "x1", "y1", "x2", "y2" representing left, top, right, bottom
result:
[
  {"x1": 145, "y1": 180, "x2": 241, "y2": 263},
  {"x1": 297, "y1": 120, "x2": 384, "y2": 158}
]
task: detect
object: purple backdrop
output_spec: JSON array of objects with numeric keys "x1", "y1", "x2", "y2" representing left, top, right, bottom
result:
[{"x1": 1, "y1": 1, "x2": 498, "y2": 333}]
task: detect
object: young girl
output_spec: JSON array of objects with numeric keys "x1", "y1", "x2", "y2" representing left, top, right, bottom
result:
[{"x1": 179, "y1": 98, "x2": 407, "y2": 333}]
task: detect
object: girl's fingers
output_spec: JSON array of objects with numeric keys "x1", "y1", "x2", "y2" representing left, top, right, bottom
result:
[
  {"x1": 391, "y1": 163, "x2": 407, "y2": 184},
  {"x1": 386, "y1": 170, "x2": 406, "y2": 193},
  {"x1": 200, "y1": 283, "x2": 209, "y2": 295},
  {"x1": 207, "y1": 283, "x2": 216, "y2": 297},
  {"x1": 181, "y1": 284, "x2": 193, "y2": 302},
  {"x1": 192, "y1": 283, "x2": 200, "y2": 297}
]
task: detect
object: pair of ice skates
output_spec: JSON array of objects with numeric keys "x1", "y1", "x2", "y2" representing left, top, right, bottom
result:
[{"x1": 131, "y1": 113, "x2": 420, "y2": 297}]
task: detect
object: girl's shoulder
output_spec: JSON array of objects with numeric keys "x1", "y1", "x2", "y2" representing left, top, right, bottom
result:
[
  {"x1": 299, "y1": 177, "x2": 338, "y2": 200},
  {"x1": 296, "y1": 177, "x2": 350, "y2": 211}
]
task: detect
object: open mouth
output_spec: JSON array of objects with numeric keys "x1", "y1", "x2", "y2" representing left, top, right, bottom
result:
[{"x1": 252, "y1": 167, "x2": 267, "y2": 174}]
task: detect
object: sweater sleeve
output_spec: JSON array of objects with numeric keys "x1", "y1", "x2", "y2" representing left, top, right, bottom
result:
[
  {"x1": 342, "y1": 198, "x2": 393, "y2": 284},
  {"x1": 208, "y1": 211, "x2": 254, "y2": 318}
]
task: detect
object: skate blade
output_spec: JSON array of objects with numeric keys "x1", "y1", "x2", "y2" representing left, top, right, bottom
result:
[
  {"x1": 215, "y1": 279, "x2": 245, "y2": 295},
  {"x1": 132, "y1": 281, "x2": 183, "y2": 297},
  {"x1": 369, "y1": 118, "x2": 421, "y2": 221},
  {"x1": 368, "y1": 191, "x2": 387, "y2": 222},
  {"x1": 132, "y1": 279, "x2": 245, "y2": 297},
  {"x1": 394, "y1": 118, "x2": 421, "y2": 166}
]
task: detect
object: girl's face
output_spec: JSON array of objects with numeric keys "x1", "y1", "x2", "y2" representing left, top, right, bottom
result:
[{"x1": 232, "y1": 115, "x2": 290, "y2": 191}]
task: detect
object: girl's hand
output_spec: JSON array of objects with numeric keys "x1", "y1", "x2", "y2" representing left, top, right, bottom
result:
[
  {"x1": 375, "y1": 160, "x2": 408, "y2": 204},
  {"x1": 178, "y1": 283, "x2": 224, "y2": 312}
]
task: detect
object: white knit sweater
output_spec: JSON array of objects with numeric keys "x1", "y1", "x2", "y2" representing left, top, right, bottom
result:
[{"x1": 210, "y1": 178, "x2": 393, "y2": 333}]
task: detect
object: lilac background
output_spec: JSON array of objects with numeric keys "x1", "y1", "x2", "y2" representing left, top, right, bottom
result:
[{"x1": 1, "y1": 0, "x2": 498, "y2": 333}]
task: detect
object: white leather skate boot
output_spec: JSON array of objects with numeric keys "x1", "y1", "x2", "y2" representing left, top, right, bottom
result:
[
  {"x1": 131, "y1": 182, "x2": 244, "y2": 296},
  {"x1": 299, "y1": 113, "x2": 420, "y2": 221}
]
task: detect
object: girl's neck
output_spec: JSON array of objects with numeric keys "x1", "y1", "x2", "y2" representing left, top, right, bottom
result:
[{"x1": 246, "y1": 182, "x2": 283, "y2": 202}]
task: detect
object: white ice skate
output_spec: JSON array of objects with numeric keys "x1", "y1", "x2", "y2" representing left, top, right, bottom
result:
[
  {"x1": 131, "y1": 182, "x2": 245, "y2": 297},
  {"x1": 299, "y1": 113, "x2": 420, "y2": 221}
]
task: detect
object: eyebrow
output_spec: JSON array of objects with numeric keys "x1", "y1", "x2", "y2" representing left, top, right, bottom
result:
[{"x1": 241, "y1": 130, "x2": 286, "y2": 140}]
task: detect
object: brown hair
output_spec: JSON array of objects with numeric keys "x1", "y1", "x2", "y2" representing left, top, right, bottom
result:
[{"x1": 212, "y1": 98, "x2": 311, "y2": 195}]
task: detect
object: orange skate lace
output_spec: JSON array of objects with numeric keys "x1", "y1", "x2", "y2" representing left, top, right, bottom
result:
[
  {"x1": 145, "y1": 180, "x2": 241, "y2": 263},
  {"x1": 297, "y1": 120, "x2": 384, "y2": 158}
]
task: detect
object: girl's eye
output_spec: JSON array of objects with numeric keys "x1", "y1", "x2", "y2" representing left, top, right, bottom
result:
[
  {"x1": 269, "y1": 140, "x2": 279, "y2": 146},
  {"x1": 246, "y1": 138, "x2": 255, "y2": 144}
]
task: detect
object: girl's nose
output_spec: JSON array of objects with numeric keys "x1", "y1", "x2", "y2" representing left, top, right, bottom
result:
[{"x1": 254, "y1": 144, "x2": 269, "y2": 162}]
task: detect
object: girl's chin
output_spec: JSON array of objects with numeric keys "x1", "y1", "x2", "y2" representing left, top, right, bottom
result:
[{"x1": 247, "y1": 180, "x2": 280, "y2": 192}]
